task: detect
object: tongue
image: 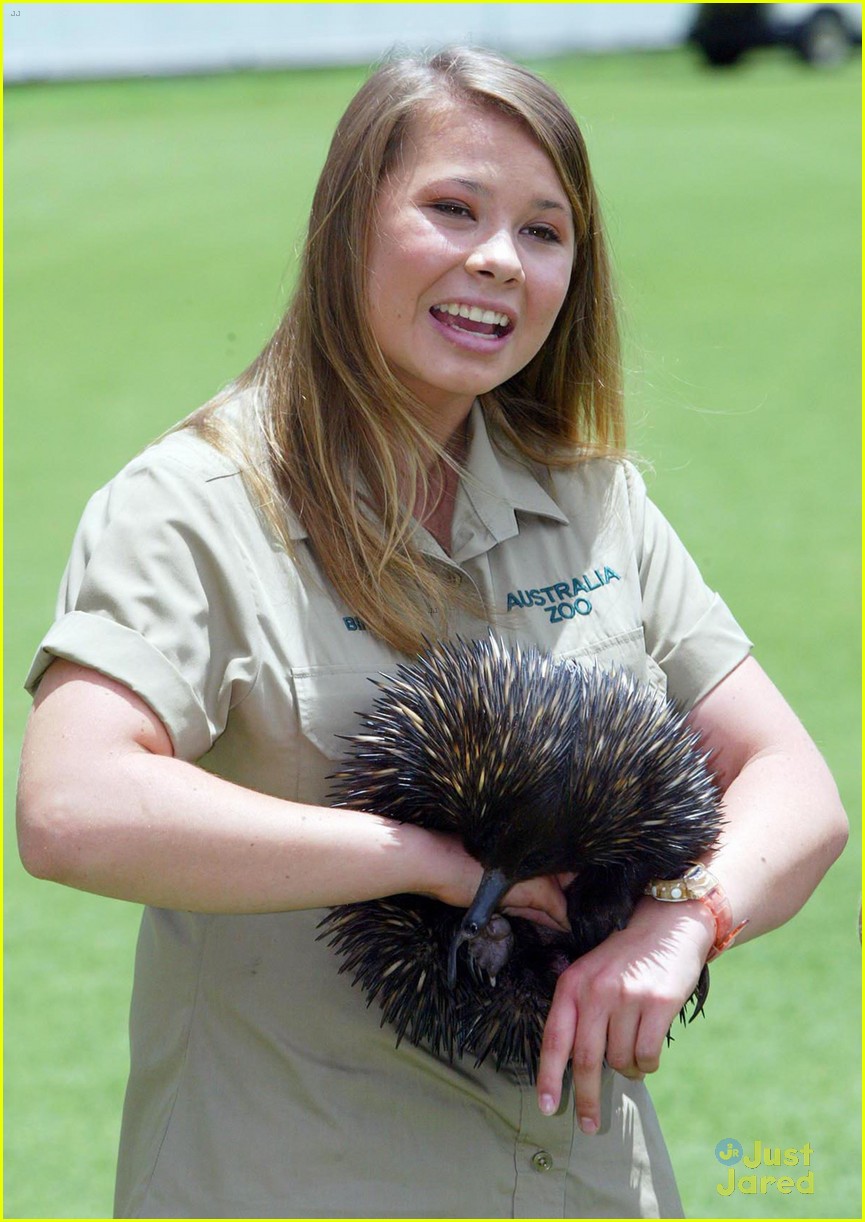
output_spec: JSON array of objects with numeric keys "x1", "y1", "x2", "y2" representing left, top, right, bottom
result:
[{"x1": 434, "y1": 309, "x2": 498, "y2": 336}]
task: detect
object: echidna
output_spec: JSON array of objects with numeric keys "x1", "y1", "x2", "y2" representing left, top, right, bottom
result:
[{"x1": 319, "y1": 634, "x2": 723, "y2": 1081}]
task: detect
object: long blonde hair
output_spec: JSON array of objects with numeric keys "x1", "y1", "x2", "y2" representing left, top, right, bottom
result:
[{"x1": 187, "y1": 47, "x2": 624, "y2": 655}]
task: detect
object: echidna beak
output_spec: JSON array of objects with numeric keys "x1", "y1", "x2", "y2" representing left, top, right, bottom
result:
[{"x1": 447, "y1": 866, "x2": 511, "y2": 990}]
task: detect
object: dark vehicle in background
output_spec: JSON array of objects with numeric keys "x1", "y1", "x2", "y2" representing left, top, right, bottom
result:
[{"x1": 690, "y1": 3, "x2": 862, "y2": 66}]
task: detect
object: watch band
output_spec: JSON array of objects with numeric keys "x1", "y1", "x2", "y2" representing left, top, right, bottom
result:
[{"x1": 644, "y1": 863, "x2": 748, "y2": 961}]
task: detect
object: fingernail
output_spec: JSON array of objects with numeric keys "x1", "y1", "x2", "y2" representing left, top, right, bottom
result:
[
  {"x1": 579, "y1": 1116, "x2": 598, "y2": 1135},
  {"x1": 539, "y1": 1093, "x2": 556, "y2": 1115}
]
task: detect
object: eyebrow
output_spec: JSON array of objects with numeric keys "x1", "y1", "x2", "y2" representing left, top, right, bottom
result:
[{"x1": 444, "y1": 177, "x2": 568, "y2": 213}]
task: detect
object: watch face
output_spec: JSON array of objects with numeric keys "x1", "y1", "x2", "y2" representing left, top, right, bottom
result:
[{"x1": 683, "y1": 864, "x2": 715, "y2": 899}]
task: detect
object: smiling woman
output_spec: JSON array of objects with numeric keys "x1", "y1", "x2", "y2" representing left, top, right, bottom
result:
[
  {"x1": 16, "y1": 46, "x2": 847, "y2": 1221},
  {"x1": 222, "y1": 47, "x2": 623, "y2": 655},
  {"x1": 366, "y1": 106, "x2": 575, "y2": 442}
]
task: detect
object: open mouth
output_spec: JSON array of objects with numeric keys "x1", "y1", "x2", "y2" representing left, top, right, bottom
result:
[{"x1": 430, "y1": 302, "x2": 514, "y2": 340}]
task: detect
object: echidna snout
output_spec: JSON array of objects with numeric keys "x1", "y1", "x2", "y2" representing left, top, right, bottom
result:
[
  {"x1": 323, "y1": 634, "x2": 724, "y2": 1080},
  {"x1": 448, "y1": 865, "x2": 512, "y2": 989},
  {"x1": 466, "y1": 914, "x2": 515, "y2": 986}
]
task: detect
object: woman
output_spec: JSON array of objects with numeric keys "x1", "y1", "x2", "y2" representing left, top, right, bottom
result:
[{"x1": 17, "y1": 48, "x2": 846, "y2": 1219}]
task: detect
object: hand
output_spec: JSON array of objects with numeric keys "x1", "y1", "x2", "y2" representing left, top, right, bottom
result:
[
  {"x1": 501, "y1": 873, "x2": 572, "y2": 935},
  {"x1": 424, "y1": 833, "x2": 571, "y2": 934},
  {"x1": 535, "y1": 896, "x2": 715, "y2": 1131}
]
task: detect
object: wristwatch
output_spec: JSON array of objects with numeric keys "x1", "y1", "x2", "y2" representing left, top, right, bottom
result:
[{"x1": 644, "y1": 863, "x2": 748, "y2": 961}]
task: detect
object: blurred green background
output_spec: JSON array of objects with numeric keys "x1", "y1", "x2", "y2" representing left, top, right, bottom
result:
[{"x1": 4, "y1": 47, "x2": 860, "y2": 1219}]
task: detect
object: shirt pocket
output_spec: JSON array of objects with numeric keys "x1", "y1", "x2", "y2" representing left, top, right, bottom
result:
[
  {"x1": 294, "y1": 664, "x2": 394, "y2": 760},
  {"x1": 554, "y1": 626, "x2": 668, "y2": 698},
  {"x1": 292, "y1": 636, "x2": 669, "y2": 804},
  {"x1": 292, "y1": 665, "x2": 389, "y2": 802}
]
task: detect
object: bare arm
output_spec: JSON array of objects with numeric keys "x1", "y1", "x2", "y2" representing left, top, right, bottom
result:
[
  {"x1": 536, "y1": 655, "x2": 848, "y2": 1127},
  {"x1": 682, "y1": 655, "x2": 848, "y2": 937},
  {"x1": 17, "y1": 659, "x2": 569, "y2": 926}
]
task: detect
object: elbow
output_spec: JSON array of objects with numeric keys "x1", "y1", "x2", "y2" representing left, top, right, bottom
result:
[
  {"x1": 815, "y1": 766, "x2": 850, "y2": 874},
  {"x1": 827, "y1": 796, "x2": 850, "y2": 865},
  {"x1": 16, "y1": 782, "x2": 88, "y2": 886}
]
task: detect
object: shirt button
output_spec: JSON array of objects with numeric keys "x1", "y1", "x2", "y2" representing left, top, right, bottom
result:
[{"x1": 531, "y1": 1150, "x2": 554, "y2": 1172}]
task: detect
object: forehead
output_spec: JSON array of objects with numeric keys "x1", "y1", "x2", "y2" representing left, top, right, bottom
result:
[{"x1": 392, "y1": 100, "x2": 566, "y2": 195}]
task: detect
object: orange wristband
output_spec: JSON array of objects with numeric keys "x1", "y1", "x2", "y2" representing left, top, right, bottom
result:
[{"x1": 644, "y1": 863, "x2": 749, "y2": 962}]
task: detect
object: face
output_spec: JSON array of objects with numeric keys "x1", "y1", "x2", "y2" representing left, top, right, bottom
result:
[{"x1": 366, "y1": 103, "x2": 575, "y2": 440}]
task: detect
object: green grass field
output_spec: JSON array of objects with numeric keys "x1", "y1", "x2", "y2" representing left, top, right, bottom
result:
[{"x1": 4, "y1": 47, "x2": 861, "y2": 1220}]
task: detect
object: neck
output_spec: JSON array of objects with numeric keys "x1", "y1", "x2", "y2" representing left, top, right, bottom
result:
[
  {"x1": 441, "y1": 415, "x2": 470, "y2": 466},
  {"x1": 417, "y1": 393, "x2": 474, "y2": 453},
  {"x1": 414, "y1": 418, "x2": 469, "y2": 554}
]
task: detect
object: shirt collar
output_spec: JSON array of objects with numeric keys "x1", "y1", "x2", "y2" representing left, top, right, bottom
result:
[
  {"x1": 444, "y1": 401, "x2": 569, "y2": 563},
  {"x1": 284, "y1": 402, "x2": 570, "y2": 555}
]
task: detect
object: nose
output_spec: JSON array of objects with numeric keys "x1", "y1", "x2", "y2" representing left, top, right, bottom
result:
[{"x1": 465, "y1": 229, "x2": 525, "y2": 284}]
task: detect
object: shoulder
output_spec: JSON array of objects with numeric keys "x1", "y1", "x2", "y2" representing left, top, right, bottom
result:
[
  {"x1": 142, "y1": 437, "x2": 229, "y2": 492},
  {"x1": 545, "y1": 454, "x2": 649, "y2": 524},
  {"x1": 120, "y1": 425, "x2": 245, "y2": 490},
  {"x1": 102, "y1": 384, "x2": 264, "y2": 492},
  {"x1": 85, "y1": 387, "x2": 275, "y2": 538},
  {"x1": 71, "y1": 432, "x2": 240, "y2": 559}
]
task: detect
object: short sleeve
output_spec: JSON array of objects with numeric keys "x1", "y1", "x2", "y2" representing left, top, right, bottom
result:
[
  {"x1": 623, "y1": 462, "x2": 752, "y2": 708},
  {"x1": 25, "y1": 441, "x2": 262, "y2": 761}
]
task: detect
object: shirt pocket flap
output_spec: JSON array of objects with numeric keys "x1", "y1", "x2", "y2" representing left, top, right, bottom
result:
[
  {"x1": 556, "y1": 627, "x2": 667, "y2": 697},
  {"x1": 293, "y1": 666, "x2": 385, "y2": 762}
]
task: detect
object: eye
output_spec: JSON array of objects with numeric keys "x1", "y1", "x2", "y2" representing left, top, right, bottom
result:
[
  {"x1": 523, "y1": 223, "x2": 563, "y2": 244},
  {"x1": 429, "y1": 201, "x2": 474, "y2": 219}
]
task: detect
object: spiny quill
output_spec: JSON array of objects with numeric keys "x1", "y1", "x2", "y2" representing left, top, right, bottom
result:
[{"x1": 319, "y1": 634, "x2": 723, "y2": 1081}]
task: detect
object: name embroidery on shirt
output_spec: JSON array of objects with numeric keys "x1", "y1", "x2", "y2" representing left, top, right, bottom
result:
[{"x1": 506, "y1": 567, "x2": 620, "y2": 622}]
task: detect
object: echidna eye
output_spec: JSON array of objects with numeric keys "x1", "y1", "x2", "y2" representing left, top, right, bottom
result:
[{"x1": 466, "y1": 921, "x2": 480, "y2": 937}]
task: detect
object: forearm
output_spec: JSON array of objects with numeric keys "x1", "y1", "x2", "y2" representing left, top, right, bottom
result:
[
  {"x1": 615, "y1": 735, "x2": 847, "y2": 990},
  {"x1": 16, "y1": 661, "x2": 484, "y2": 914},
  {"x1": 679, "y1": 656, "x2": 848, "y2": 947},
  {"x1": 537, "y1": 687, "x2": 848, "y2": 1126},
  {"x1": 19, "y1": 743, "x2": 482, "y2": 912},
  {"x1": 699, "y1": 742, "x2": 847, "y2": 945},
  {"x1": 18, "y1": 662, "x2": 574, "y2": 928},
  {"x1": 18, "y1": 738, "x2": 486, "y2": 914}
]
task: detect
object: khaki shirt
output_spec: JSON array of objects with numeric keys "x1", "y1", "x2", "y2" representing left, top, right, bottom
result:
[{"x1": 27, "y1": 399, "x2": 751, "y2": 1219}]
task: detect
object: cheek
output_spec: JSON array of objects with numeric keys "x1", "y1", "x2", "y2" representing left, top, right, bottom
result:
[
  {"x1": 367, "y1": 248, "x2": 411, "y2": 331},
  {"x1": 548, "y1": 254, "x2": 574, "y2": 306},
  {"x1": 370, "y1": 224, "x2": 433, "y2": 301},
  {"x1": 530, "y1": 268, "x2": 572, "y2": 338}
]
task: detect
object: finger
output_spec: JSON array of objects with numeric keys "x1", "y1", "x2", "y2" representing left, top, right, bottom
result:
[
  {"x1": 536, "y1": 980, "x2": 609, "y2": 1134},
  {"x1": 503, "y1": 876, "x2": 570, "y2": 932},
  {"x1": 568, "y1": 1007, "x2": 609, "y2": 1135},
  {"x1": 604, "y1": 1003, "x2": 642, "y2": 1079},
  {"x1": 501, "y1": 903, "x2": 570, "y2": 934},
  {"x1": 633, "y1": 1006, "x2": 676, "y2": 1075},
  {"x1": 536, "y1": 982, "x2": 578, "y2": 1116}
]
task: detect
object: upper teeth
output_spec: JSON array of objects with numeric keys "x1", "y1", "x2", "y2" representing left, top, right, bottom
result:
[{"x1": 434, "y1": 303, "x2": 511, "y2": 327}]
